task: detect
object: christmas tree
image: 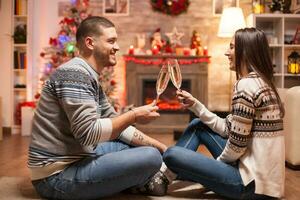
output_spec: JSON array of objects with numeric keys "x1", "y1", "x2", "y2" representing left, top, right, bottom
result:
[{"x1": 38, "y1": 0, "x2": 119, "y2": 109}]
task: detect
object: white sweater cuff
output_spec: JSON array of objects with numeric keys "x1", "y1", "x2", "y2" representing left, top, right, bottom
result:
[
  {"x1": 100, "y1": 118, "x2": 113, "y2": 141},
  {"x1": 118, "y1": 126, "x2": 136, "y2": 144},
  {"x1": 188, "y1": 99, "x2": 204, "y2": 116}
]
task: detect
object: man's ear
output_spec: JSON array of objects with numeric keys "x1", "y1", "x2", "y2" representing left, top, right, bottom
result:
[{"x1": 85, "y1": 37, "x2": 94, "y2": 50}]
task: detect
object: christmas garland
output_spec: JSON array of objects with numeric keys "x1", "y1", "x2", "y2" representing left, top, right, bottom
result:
[{"x1": 151, "y1": 0, "x2": 190, "y2": 15}]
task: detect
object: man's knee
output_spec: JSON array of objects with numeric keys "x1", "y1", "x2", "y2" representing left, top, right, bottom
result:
[{"x1": 137, "y1": 147, "x2": 162, "y2": 171}]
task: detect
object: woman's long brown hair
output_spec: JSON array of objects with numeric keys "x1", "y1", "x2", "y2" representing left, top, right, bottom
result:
[{"x1": 234, "y1": 27, "x2": 285, "y2": 117}]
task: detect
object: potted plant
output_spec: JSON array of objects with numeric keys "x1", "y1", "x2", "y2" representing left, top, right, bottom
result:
[{"x1": 13, "y1": 24, "x2": 27, "y2": 44}]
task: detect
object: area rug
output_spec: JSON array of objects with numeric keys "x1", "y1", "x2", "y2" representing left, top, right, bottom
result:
[{"x1": 0, "y1": 177, "x2": 223, "y2": 200}]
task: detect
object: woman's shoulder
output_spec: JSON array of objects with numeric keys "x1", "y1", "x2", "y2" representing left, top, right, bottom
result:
[{"x1": 235, "y1": 72, "x2": 262, "y2": 95}]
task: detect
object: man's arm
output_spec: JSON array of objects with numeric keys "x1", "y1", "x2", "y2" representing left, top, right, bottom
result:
[
  {"x1": 109, "y1": 102, "x2": 167, "y2": 153},
  {"x1": 130, "y1": 129, "x2": 167, "y2": 153}
]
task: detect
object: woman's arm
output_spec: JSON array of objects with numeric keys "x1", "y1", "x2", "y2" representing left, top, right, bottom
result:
[{"x1": 176, "y1": 90, "x2": 227, "y2": 137}]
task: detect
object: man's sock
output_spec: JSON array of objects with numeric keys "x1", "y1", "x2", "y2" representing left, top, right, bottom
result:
[{"x1": 160, "y1": 162, "x2": 177, "y2": 183}]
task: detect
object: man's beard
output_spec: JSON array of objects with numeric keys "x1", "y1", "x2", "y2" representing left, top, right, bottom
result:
[{"x1": 94, "y1": 50, "x2": 115, "y2": 68}]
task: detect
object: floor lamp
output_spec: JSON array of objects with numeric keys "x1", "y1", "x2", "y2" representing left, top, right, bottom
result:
[{"x1": 217, "y1": 7, "x2": 246, "y2": 111}]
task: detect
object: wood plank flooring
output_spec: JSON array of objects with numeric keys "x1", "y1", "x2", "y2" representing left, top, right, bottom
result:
[{"x1": 0, "y1": 133, "x2": 299, "y2": 199}]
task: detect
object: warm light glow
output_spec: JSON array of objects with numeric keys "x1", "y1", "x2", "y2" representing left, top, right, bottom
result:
[{"x1": 218, "y1": 7, "x2": 246, "y2": 38}]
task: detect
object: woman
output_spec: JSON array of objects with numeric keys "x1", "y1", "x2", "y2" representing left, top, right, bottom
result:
[{"x1": 162, "y1": 28, "x2": 285, "y2": 199}]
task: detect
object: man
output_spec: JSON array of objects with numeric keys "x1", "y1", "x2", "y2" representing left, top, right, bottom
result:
[{"x1": 28, "y1": 16, "x2": 167, "y2": 199}]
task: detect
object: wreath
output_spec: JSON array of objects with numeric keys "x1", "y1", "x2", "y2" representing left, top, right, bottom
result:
[{"x1": 151, "y1": 0, "x2": 190, "y2": 15}]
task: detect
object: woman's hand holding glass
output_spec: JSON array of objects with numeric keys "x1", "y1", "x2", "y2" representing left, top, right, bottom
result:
[{"x1": 176, "y1": 90, "x2": 196, "y2": 109}]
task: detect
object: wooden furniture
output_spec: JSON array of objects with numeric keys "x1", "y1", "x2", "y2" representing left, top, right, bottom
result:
[
  {"x1": 247, "y1": 14, "x2": 300, "y2": 88},
  {"x1": 124, "y1": 55, "x2": 209, "y2": 133},
  {"x1": 0, "y1": 97, "x2": 2, "y2": 140},
  {"x1": 279, "y1": 87, "x2": 300, "y2": 170},
  {"x1": 11, "y1": 0, "x2": 33, "y2": 134}
]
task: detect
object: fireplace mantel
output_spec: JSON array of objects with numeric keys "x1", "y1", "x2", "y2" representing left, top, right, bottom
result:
[{"x1": 124, "y1": 55, "x2": 209, "y2": 133}]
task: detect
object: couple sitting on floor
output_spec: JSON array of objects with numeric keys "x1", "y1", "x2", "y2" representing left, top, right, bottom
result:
[{"x1": 28, "y1": 16, "x2": 285, "y2": 200}]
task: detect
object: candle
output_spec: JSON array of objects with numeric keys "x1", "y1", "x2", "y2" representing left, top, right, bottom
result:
[
  {"x1": 289, "y1": 63, "x2": 300, "y2": 74},
  {"x1": 183, "y1": 48, "x2": 191, "y2": 56},
  {"x1": 152, "y1": 45, "x2": 159, "y2": 55},
  {"x1": 203, "y1": 46, "x2": 208, "y2": 56},
  {"x1": 128, "y1": 45, "x2": 134, "y2": 55}
]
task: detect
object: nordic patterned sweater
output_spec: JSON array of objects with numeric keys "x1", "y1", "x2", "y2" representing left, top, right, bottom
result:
[
  {"x1": 189, "y1": 72, "x2": 285, "y2": 198},
  {"x1": 28, "y1": 57, "x2": 135, "y2": 180}
]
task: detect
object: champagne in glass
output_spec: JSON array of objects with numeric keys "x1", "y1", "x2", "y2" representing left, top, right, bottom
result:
[
  {"x1": 156, "y1": 64, "x2": 170, "y2": 102},
  {"x1": 168, "y1": 59, "x2": 182, "y2": 90}
]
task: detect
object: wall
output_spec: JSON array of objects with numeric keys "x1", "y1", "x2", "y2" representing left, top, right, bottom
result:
[
  {"x1": 0, "y1": 0, "x2": 13, "y2": 126},
  {"x1": 30, "y1": 1, "x2": 253, "y2": 112},
  {"x1": 92, "y1": 0, "x2": 253, "y2": 110},
  {"x1": 1, "y1": 0, "x2": 253, "y2": 127}
]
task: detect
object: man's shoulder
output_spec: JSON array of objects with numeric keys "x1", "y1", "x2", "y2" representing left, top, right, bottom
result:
[
  {"x1": 50, "y1": 60, "x2": 94, "y2": 84},
  {"x1": 57, "y1": 58, "x2": 91, "y2": 75}
]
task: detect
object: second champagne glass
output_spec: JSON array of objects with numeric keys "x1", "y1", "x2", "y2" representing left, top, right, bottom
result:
[
  {"x1": 156, "y1": 64, "x2": 170, "y2": 102},
  {"x1": 168, "y1": 59, "x2": 182, "y2": 91}
]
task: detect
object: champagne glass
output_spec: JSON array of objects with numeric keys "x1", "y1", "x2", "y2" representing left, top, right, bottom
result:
[
  {"x1": 156, "y1": 64, "x2": 170, "y2": 102},
  {"x1": 168, "y1": 59, "x2": 182, "y2": 91}
]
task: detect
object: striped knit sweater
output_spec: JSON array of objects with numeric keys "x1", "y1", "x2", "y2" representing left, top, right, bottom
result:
[
  {"x1": 189, "y1": 72, "x2": 285, "y2": 198},
  {"x1": 28, "y1": 57, "x2": 135, "y2": 180}
]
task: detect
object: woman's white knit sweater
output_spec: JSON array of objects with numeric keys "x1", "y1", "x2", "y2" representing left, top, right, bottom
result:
[{"x1": 189, "y1": 72, "x2": 285, "y2": 198}]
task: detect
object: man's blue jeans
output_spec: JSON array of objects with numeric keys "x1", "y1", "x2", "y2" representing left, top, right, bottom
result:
[
  {"x1": 163, "y1": 118, "x2": 270, "y2": 200},
  {"x1": 32, "y1": 141, "x2": 162, "y2": 199}
]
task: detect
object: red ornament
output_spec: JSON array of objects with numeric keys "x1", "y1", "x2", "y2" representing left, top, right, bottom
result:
[
  {"x1": 49, "y1": 37, "x2": 58, "y2": 46},
  {"x1": 40, "y1": 52, "x2": 45, "y2": 57},
  {"x1": 123, "y1": 56, "x2": 210, "y2": 65},
  {"x1": 151, "y1": 0, "x2": 190, "y2": 15},
  {"x1": 110, "y1": 80, "x2": 116, "y2": 86},
  {"x1": 34, "y1": 93, "x2": 41, "y2": 100}
]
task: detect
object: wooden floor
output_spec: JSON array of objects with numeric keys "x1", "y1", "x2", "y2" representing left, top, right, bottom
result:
[{"x1": 0, "y1": 133, "x2": 300, "y2": 199}]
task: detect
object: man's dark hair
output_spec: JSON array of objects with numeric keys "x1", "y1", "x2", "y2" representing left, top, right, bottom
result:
[{"x1": 76, "y1": 16, "x2": 115, "y2": 47}]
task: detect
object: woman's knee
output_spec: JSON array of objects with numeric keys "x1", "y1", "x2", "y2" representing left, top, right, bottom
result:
[
  {"x1": 163, "y1": 146, "x2": 183, "y2": 166},
  {"x1": 188, "y1": 118, "x2": 205, "y2": 130}
]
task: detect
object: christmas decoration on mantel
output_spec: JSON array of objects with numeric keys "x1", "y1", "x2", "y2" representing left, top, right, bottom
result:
[
  {"x1": 127, "y1": 27, "x2": 209, "y2": 58},
  {"x1": 165, "y1": 27, "x2": 184, "y2": 47},
  {"x1": 151, "y1": 0, "x2": 190, "y2": 15},
  {"x1": 37, "y1": 0, "x2": 119, "y2": 109},
  {"x1": 123, "y1": 56, "x2": 210, "y2": 66}
]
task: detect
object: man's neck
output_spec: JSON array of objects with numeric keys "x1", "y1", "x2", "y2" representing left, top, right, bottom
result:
[{"x1": 78, "y1": 54, "x2": 102, "y2": 73}]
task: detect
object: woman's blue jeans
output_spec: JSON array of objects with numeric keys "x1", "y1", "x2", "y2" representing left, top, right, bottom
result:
[
  {"x1": 163, "y1": 118, "x2": 270, "y2": 200},
  {"x1": 32, "y1": 141, "x2": 162, "y2": 200}
]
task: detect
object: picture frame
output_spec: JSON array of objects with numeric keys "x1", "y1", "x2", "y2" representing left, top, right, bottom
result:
[
  {"x1": 58, "y1": 1, "x2": 72, "y2": 17},
  {"x1": 213, "y1": 0, "x2": 239, "y2": 16},
  {"x1": 293, "y1": 27, "x2": 300, "y2": 44},
  {"x1": 103, "y1": 0, "x2": 129, "y2": 16},
  {"x1": 291, "y1": 0, "x2": 300, "y2": 14}
]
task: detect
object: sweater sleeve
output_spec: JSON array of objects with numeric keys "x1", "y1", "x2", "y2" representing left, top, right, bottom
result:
[
  {"x1": 97, "y1": 85, "x2": 136, "y2": 144},
  {"x1": 189, "y1": 100, "x2": 228, "y2": 137},
  {"x1": 52, "y1": 69, "x2": 113, "y2": 146},
  {"x1": 217, "y1": 80, "x2": 255, "y2": 163}
]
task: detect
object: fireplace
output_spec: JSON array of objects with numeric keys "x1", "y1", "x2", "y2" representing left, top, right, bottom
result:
[
  {"x1": 125, "y1": 55, "x2": 209, "y2": 134},
  {"x1": 143, "y1": 80, "x2": 191, "y2": 111}
]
